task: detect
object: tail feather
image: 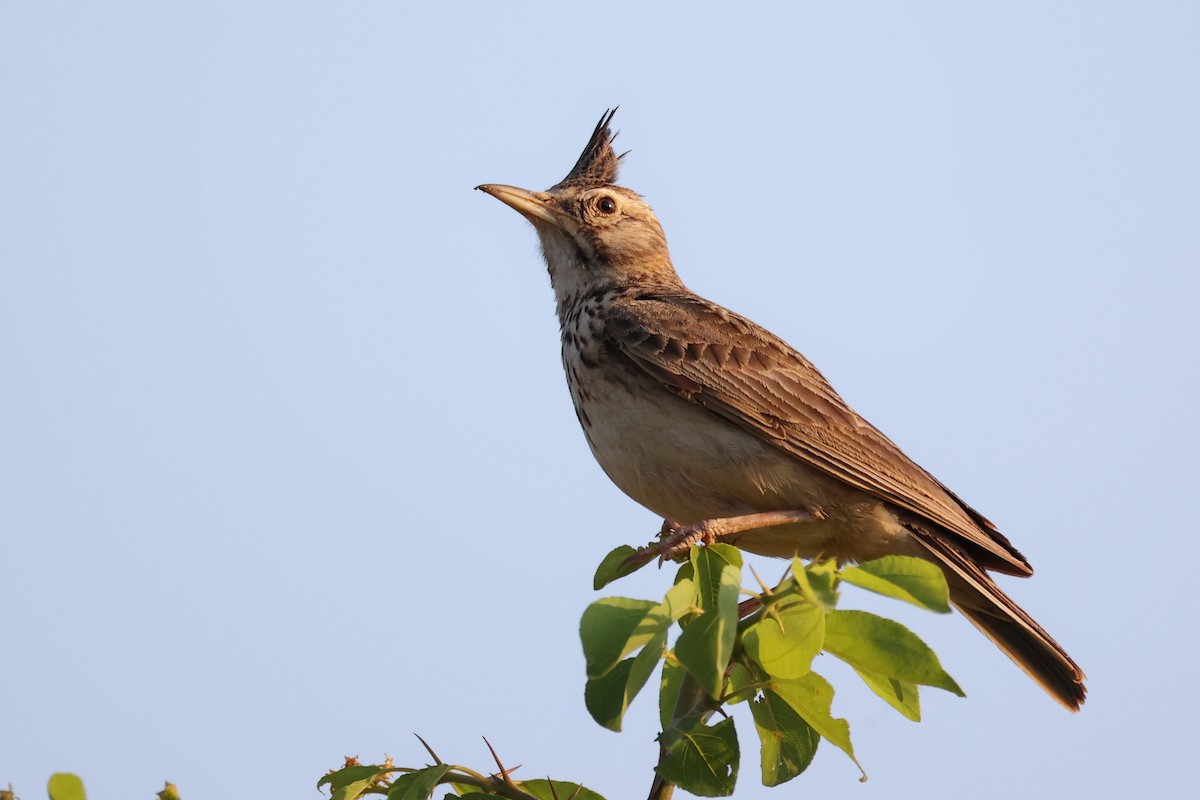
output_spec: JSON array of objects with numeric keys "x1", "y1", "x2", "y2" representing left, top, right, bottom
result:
[{"x1": 910, "y1": 528, "x2": 1086, "y2": 711}]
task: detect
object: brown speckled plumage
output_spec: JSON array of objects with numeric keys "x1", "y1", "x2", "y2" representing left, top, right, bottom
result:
[{"x1": 477, "y1": 110, "x2": 1085, "y2": 710}]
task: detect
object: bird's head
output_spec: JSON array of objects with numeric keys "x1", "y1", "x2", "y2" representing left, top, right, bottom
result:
[{"x1": 477, "y1": 109, "x2": 682, "y2": 306}]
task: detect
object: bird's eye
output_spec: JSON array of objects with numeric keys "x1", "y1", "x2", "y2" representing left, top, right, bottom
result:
[{"x1": 597, "y1": 196, "x2": 617, "y2": 214}]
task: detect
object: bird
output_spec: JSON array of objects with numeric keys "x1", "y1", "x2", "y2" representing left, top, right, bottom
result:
[{"x1": 476, "y1": 109, "x2": 1086, "y2": 710}]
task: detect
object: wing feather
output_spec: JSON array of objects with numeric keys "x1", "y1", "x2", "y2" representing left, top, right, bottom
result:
[{"x1": 606, "y1": 292, "x2": 1031, "y2": 576}]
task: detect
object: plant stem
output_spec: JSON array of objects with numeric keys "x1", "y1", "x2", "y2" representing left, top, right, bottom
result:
[{"x1": 648, "y1": 668, "x2": 720, "y2": 800}]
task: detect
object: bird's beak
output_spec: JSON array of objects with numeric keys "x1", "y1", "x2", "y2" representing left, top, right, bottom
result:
[{"x1": 475, "y1": 184, "x2": 565, "y2": 230}]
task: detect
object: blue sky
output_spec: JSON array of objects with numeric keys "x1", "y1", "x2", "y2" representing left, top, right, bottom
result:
[{"x1": 2, "y1": 3, "x2": 1198, "y2": 798}]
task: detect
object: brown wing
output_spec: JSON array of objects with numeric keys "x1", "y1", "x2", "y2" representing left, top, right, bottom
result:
[{"x1": 605, "y1": 291, "x2": 1032, "y2": 576}]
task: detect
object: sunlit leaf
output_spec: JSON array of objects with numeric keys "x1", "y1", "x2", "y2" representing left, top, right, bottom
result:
[
  {"x1": 47, "y1": 775, "x2": 86, "y2": 800},
  {"x1": 743, "y1": 600, "x2": 824, "y2": 679},
  {"x1": 768, "y1": 672, "x2": 865, "y2": 780},
  {"x1": 853, "y1": 667, "x2": 921, "y2": 721},
  {"x1": 318, "y1": 765, "x2": 395, "y2": 792},
  {"x1": 659, "y1": 577, "x2": 701, "y2": 622},
  {"x1": 791, "y1": 558, "x2": 838, "y2": 610},
  {"x1": 331, "y1": 777, "x2": 379, "y2": 800},
  {"x1": 841, "y1": 557, "x2": 950, "y2": 612},
  {"x1": 824, "y1": 610, "x2": 964, "y2": 696}
]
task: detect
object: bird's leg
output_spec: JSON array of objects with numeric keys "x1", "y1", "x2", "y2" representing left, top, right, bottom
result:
[{"x1": 649, "y1": 508, "x2": 826, "y2": 564}]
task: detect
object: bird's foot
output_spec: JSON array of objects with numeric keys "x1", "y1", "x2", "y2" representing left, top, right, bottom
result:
[
  {"x1": 653, "y1": 517, "x2": 729, "y2": 563},
  {"x1": 646, "y1": 508, "x2": 826, "y2": 565}
]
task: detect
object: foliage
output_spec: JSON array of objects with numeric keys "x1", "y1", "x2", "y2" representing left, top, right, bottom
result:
[
  {"x1": 8, "y1": 547, "x2": 961, "y2": 800},
  {"x1": 312, "y1": 545, "x2": 961, "y2": 800},
  {"x1": 3, "y1": 775, "x2": 176, "y2": 800},
  {"x1": 584, "y1": 545, "x2": 961, "y2": 796},
  {"x1": 316, "y1": 752, "x2": 605, "y2": 800}
]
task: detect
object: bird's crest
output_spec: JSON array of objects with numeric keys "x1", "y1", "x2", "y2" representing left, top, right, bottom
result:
[{"x1": 552, "y1": 108, "x2": 625, "y2": 191}]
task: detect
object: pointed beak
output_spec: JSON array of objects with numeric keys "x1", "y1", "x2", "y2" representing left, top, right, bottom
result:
[{"x1": 475, "y1": 184, "x2": 565, "y2": 230}]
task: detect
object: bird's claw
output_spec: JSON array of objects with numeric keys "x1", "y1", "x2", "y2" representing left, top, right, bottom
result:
[{"x1": 650, "y1": 519, "x2": 718, "y2": 565}]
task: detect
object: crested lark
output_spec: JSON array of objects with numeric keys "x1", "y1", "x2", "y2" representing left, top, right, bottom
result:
[{"x1": 477, "y1": 110, "x2": 1086, "y2": 710}]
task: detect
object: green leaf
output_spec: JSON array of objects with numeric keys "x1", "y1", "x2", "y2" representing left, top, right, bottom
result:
[
  {"x1": 824, "y1": 610, "x2": 964, "y2": 696},
  {"x1": 318, "y1": 765, "x2": 396, "y2": 791},
  {"x1": 594, "y1": 545, "x2": 644, "y2": 589},
  {"x1": 725, "y1": 660, "x2": 755, "y2": 706},
  {"x1": 47, "y1": 775, "x2": 86, "y2": 800},
  {"x1": 692, "y1": 544, "x2": 743, "y2": 609},
  {"x1": 675, "y1": 546, "x2": 742, "y2": 698},
  {"x1": 657, "y1": 715, "x2": 740, "y2": 797},
  {"x1": 580, "y1": 597, "x2": 659, "y2": 677},
  {"x1": 768, "y1": 672, "x2": 865, "y2": 779},
  {"x1": 585, "y1": 630, "x2": 667, "y2": 730},
  {"x1": 581, "y1": 580, "x2": 698, "y2": 679},
  {"x1": 675, "y1": 611, "x2": 733, "y2": 700},
  {"x1": 331, "y1": 778, "x2": 379, "y2": 800},
  {"x1": 749, "y1": 690, "x2": 820, "y2": 786},
  {"x1": 743, "y1": 600, "x2": 824, "y2": 679},
  {"x1": 387, "y1": 765, "x2": 452, "y2": 800},
  {"x1": 841, "y1": 556, "x2": 951, "y2": 612},
  {"x1": 518, "y1": 779, "x2": 607, "y2": 800},
  {"x1": 853, "y1": 667, "x2": 921, "y2": 721},
  {"x1": 660, "y1": 577, "x2": 701, "y2": 622},
  {"x1": 791, "y1": 558, "x2": 838, "y2": 610},
  {"x1": 659, "y1": 659, "x2": 685, "y2": 730},
  {"x1": 583, "y1": 580, "x2": 698, "y2": 730}
]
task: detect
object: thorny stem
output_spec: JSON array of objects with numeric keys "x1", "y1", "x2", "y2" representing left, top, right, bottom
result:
[
  {"x1": 737, "y1": 583, "x2": 807, "y2": 633},
  {"x1": 426, "y1": 769, "x2": 545, "y2": 800}
]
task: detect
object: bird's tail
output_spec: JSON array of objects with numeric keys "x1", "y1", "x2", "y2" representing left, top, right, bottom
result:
[{"x1": 912, "y1": 532, "x2": 1087, "y2": 711}]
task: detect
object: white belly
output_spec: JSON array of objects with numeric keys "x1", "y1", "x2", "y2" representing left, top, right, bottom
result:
[{"x1": 569, "y1": 364, "x2": 916, "y2": 563}]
